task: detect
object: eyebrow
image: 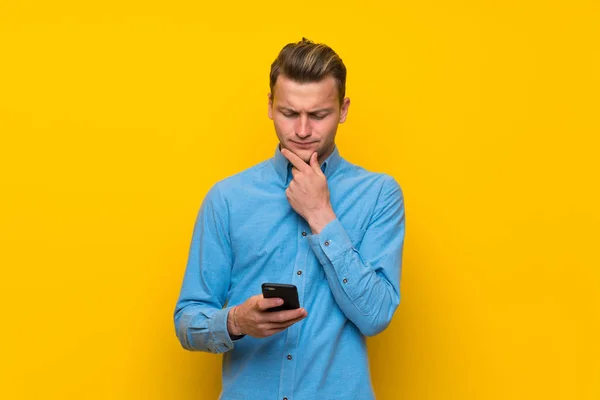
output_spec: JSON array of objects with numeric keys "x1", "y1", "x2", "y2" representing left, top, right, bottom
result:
[{"x1": 278, "y1": 107, "x2": 334, "y2": 114}]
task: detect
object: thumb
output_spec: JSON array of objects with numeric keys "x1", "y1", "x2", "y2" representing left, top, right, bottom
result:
[{"x1": 310, "y1": 152, "x2": 321, "y2": 173}]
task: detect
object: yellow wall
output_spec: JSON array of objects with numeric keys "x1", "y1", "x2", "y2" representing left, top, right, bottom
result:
[{"x1": 1, "y1": 1, "x2": 599, "y2": 399}]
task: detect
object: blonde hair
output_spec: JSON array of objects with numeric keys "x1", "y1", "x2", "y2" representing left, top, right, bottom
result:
[{"x1": 269, "y1": 38, "x2": 347, "y2": 105}]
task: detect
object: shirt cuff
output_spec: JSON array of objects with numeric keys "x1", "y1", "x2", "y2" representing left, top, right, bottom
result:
[
  {"x1": 307, "y1": 218, "x2": 354, "y2": 263},
  {"x1": 206, "y1": 306, "x2": 237, "y2": 353}
]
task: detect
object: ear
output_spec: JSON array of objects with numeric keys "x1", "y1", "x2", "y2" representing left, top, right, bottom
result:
[
  {"x1": 339, "y1": 97, "x2": 351, "y2": 123},
  {"x1": 268, "y1": 93, "x2": 273, "y2": 120}
]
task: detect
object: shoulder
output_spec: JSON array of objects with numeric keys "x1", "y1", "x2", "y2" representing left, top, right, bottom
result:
[
  {"x1": 337, "y1": 158, "x2": 403, "y2": 197},
  {"x1": 207, "y1": 159, "x2": 272, "y2": 201}
]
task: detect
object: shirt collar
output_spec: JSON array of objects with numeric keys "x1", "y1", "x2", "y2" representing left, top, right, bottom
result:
[{"x1": 273, "y1": 144, "x2": 342, "y2": 184}]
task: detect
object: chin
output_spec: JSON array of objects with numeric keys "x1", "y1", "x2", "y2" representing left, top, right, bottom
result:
[{"x1": 295, "y1": 149, "x2": 315, "y2": 163}]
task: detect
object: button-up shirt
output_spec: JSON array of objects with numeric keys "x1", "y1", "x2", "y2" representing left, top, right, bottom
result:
[{"x1": 174, "y1": 145, "x2": 406, "y2": 400}]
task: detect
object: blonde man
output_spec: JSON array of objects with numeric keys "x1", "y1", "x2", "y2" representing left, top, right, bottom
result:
[{"x1": 175, "y1": 38, "x2": 406, "y2": 400}]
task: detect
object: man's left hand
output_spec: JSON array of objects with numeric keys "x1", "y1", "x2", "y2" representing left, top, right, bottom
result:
[{"x1": 281, "y1": 148, "x2": 336, "y2": 234}]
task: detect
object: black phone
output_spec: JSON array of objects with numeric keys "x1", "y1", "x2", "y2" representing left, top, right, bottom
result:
[{"x1": 261, "y1": 283, "x2": 300, "y2": 312}]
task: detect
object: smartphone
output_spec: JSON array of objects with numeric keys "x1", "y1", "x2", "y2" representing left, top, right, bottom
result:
[{"x1": 261, "y1": 283, "x2": 300, "y2": 312}]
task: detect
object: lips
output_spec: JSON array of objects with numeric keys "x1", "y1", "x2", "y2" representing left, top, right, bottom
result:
[{"x1": 291, "y1": 141, "x2": 316, "y2": 148}]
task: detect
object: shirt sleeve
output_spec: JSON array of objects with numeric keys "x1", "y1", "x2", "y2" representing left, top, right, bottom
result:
[
  {"x1": 173, "y1": 183, "x2": 239, "y2": 353},
  {"x1": 307, "y1": 176, "x2": 405, "y2": 336}
]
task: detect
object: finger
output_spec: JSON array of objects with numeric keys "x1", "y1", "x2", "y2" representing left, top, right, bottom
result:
[
  {"x1": 264, "y1": 307, "x2": 307, "y2": 323},
  {"x1": 286, "y1": 180, "x2": 298, "y2": 197},
  {"x1": 256, "y1": 296, "x2": 284, "y2": 311},
  {"x1": 309, "y1": 152, "x2": 322, "y2": 174},
  {"x1": 263, "y1": 326, "x2": 289, "y2": 337},
  {"x1": 281, "y1": 148, "x2": 311, "y2": 172},
  {"x1": 265, "y1": 313, "x2": 308, "y2": 332},
  {"x1": 271, "y1": 312, "x2": 307, "y2": 327},
  {"x1": 291, "y1": 166, "x2": 299, "y2": 179}
]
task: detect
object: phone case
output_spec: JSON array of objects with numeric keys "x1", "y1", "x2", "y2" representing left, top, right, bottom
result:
[{"x1": 261, "y1": 283, "x2": 300, "y2": 312}]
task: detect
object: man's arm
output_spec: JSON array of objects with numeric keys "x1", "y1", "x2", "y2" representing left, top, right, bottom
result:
[
  {"x1": 173, "y1": 183, "x2": 309, "y2": 352},
  {"x1": 173, "y1": 184, "x2": 236, "y2": 353},
  {"x1": 281, "y1": 149, "x2": 405, "y2": 336},
  {"x1": 307, "y1": 176, "x2": 405, "y2": 336}
]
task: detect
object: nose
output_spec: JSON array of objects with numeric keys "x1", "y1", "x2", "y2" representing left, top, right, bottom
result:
[{"x1": 295, "y1": 114, "x2": 311, "y2": 139}]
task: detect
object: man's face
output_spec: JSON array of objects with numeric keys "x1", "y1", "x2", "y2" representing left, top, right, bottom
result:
[{"x1": 268, "y1": 74, "x2": 350, "y2": 164}]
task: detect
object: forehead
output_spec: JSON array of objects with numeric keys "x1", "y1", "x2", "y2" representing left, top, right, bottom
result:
[{"x1": 272, "y1": 75, "x2": 339, "y2": 109}]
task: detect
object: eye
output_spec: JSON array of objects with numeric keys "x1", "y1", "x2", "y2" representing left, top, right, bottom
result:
[
  {"x1": 282, "y1": 112, "x2": 298, "y2": 118},
  {"x1": 311, "y1": 114, "x2": 328, "y2": 120}
]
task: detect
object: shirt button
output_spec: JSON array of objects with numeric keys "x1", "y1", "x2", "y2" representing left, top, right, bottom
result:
[
  {"x1": 287, "y1": 354, "x2": 292, "y2": 360},
  {"x1": 324, "y1": 240, "x2": 330, "y2": 246},
  {"x1": 302, "y1": 231, "x2": 307, "y2": 236},
  {"x1": 297, "y1": 270, "x2": 302, "y2": 275},
  {"x1": 343, "y1": 278, "x2": 348, "y2": 284}
]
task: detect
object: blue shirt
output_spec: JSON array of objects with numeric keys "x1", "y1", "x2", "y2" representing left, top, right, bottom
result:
[{"x1": 174, "y1": 145, "x2": 406, "y2": 400}]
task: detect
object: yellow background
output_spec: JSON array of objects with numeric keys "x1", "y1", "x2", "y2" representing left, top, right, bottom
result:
[{"x1": 1, "y1": 0, "x2": 599, "y2": 399}]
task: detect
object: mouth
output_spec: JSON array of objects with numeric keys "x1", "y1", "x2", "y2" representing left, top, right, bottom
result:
[{"x1": 290, "y1": 141, "x2": 317, "y2": 149}]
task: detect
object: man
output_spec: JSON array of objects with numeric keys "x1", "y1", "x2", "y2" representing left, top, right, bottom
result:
[{"x1": 174, "y1": 38, "x2": 406, "y2": 399}]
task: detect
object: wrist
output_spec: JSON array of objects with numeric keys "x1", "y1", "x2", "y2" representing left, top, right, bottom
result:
[
  {"x1": 308, "y1": 207, "x2": 336, "y2": 234},
  {"x1": 228, "y1": 306, "x2": 243, "y2": 336}
]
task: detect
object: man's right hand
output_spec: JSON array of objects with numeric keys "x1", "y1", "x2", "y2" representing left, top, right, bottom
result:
[{"x1": 228, "y1": 294, "x2": 308, "y2": 338}]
